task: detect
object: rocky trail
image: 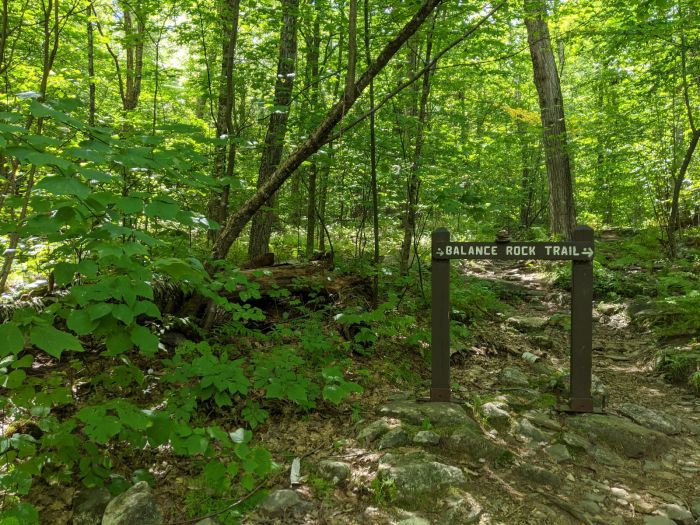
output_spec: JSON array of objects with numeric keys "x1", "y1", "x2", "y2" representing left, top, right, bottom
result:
[{"x1": 246, "y1": 260, "x2": 700, "y2": 525}]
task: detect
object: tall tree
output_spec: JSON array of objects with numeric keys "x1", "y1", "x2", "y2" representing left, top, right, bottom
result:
[
  {"x1": 248, "y1": 0, "x2": 299, "y2": 259},
  {"x1": 524, "y1": 0, "x2": 575, "y2": 239}
]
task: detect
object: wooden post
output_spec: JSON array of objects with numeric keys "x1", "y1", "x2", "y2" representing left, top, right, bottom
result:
[
  {"x1": 431, "y1": 228, "x2": 451, "y2": 402},
  {"x1": 569, "y1": 225, "x2": 594, "y2": 412}
]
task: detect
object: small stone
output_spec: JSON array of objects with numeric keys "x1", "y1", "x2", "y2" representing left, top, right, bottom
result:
[
  {"x1": 317, "y1": 460, "x2": 351, "y2": 486},
  {"x1": 660, "y1": 503, "x2": 694, "y2": 525},
  {"x1": 592, "y1": 446, "x2": 624, "y2": 467},
  {"x1": 357, "y1": 419, "x2": 394, "y2": 445},
  {"x1": 260, "y1": 489, "x2": 310, "y2": 517},
  {"x1": 561, "y1": 432, "x2": 591, "y2": 450},
  {"x1": 441, "y1": 492, "x2": 482, "y2": 525},
  {"x1": 396, "y1": 517, "x2": 431, "y2": 525},
  {"x1": 378, "y1": 401, "x2": 476, "y2": 428},
  {"x1": 545, "y1": 444, "x2": 571, "y2": 464},
  {"x1": 530, "y1": 335, "x2": 554, "y2": 350},
  {"x1": 378, "y1": 427, "x2": 409, "y2": 450},
  {"x1": 413, "y1": 430, "x2": 440, "y2": 446},
  {"x1": 101, "y1": 482, "x2": 162, "y2": 525},
  {"x1": 525, "y1": 411, "x2": 562, "y2": 431},
  {"x1": 481, "y1": 402, "x2": 511, "y2": 431},
  {"x1": 447, "y1": 428, "x2": 508, "y2": 462},
  {"x1": 377, "y1": 451, "x2": 465, "y2": 502},
  {"x1": 499, "y1": 367, "x2": 530, "y2": 387},
  {"x1": 691, "y1": 500, "x2": 700, "y2": 518},
  {"x1": 610, "y1": 487, "x2": 629, "y2": 499},
  {"x1": 643, "y1": 460, "x2": 662, "y2": 472},
  {"x1": 584, "y1": 493, "x2": 606, "y2": 503},
  {"x1": 516, "y1": 418, "x2": 550, "y2": 443},
  {"x1": 72, "y1": 487, "x2": 111, "y2": 525},
  {"x1": 643, "y1": 517, "x2": 678, "y2": 525},
  {"x1": 579, "y1": 500, "x2": 600, "y2": 515},
  {"x1": 514, "y1": 464, "x2": 561, "y2": 487},
  {"x1": 195, "y1": 519, "x2": 222, "y2": 525},
  {"x1": 506, "y1": 316, "x2": 548, "y2": 332}
]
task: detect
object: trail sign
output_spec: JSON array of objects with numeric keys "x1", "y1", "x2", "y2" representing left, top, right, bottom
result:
[{"x1": 430, "y1": 225, "x2": 596, "y2": 413}]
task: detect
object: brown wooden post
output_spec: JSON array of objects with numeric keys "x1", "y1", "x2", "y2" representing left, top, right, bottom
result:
[
  {"x1": 569, "y1": 225, "x2": 594, "y2": 412},
  {"x1": 431, "y1": 228, "x2": 451, "y2": 402}
]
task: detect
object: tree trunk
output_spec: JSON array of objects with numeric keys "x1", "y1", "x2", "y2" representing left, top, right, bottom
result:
[
  {"x1": 305, "y1": 11, "x2": 321, "y2": 257},
  {"x1": 524, "y1": 0, "x2": 575, "y2": 239},
  {"x1": 212, "y1": 0, "x2": 443, "y2": 261},
  {"x1": 247, "y1": 0, "x2": 299, "y2": 259},
  {"x1": 207, "y1": 0, "x2": 241, "y2": 239},
  {"x1": 400, "y1": 19, "x2": 434, "y2": 276},
  {"x1": 87, "y1": 0, "x2": 96, "y2": 126}
]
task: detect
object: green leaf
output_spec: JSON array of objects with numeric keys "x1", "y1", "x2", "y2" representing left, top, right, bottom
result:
[
  {"x1": 1, "y1": 502, "x2": 39, "y2": 525},
  {"x1": 0, "y1": 324, "x2": 24, "y2": 357},
  {"x1": 133, "y1": 301, "x2": 161, "y2": 319},
  {"x1": 105, "y1": 331, "x2": 133, "y2": 356},
  {"x1": 36, "y1": 176, "x2": 90, "y2": 199},
  {"x1": 30, "y1": 325, "x2": 83, "y2": 358},
  {"x1": 131, "y1": 326, "x2": 159, "y2": 356},
  {"x1": 145, "y1": 198, "x2": 180, "y2": 220},
  {"x1": 67, "y1": 310, "x2": 97, "y2": 335},
  {"x1": 1, "y1": 369, "x2": 26, "y2": 388},
  {"x1": 54, "y1": 262, "x2": 77, "y2": 285},
  {"x1": 115, "y1": 196, "x2": 144, "y2": 214}
]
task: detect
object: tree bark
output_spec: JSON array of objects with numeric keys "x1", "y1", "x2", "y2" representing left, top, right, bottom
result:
[
  {"x1": 524, "y1": 0, "x2": 576, "y2": 239},
  {"x1": 211, "y1": 0, "x2": 443, "y2": 261},
  {"x1": 247, "y1": 0, "x2": 299, "y2": 259},
  {"x1": 207, "y1": 0, "x2": 241, "y2": 239},
  {"x1": 305, "y1": 10, "x2": 321, "y2": 257}
]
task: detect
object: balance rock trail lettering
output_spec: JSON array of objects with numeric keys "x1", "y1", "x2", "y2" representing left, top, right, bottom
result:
[{"x1": 430, "y1": 226, "x2": 596, "y2": 413}]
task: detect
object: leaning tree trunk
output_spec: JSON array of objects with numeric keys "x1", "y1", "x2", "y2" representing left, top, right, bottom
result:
[
  {"x1": 524, "y1": 0, "x2": 575, "y2": 240},
  {"x1": 304, "y1": 10, "x2": 321, "y2": 257},
  {"x1": 248, "y1": 0, "x2": 299, "y2": 259}
]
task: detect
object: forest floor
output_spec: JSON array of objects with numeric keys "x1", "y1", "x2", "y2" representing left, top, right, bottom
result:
[{"x1": 226, "y1": 259, "x2": 700, "y2": 525}]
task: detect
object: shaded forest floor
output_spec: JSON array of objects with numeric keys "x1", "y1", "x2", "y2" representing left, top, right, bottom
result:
[{"x1": 216, "y1": 258, "x2": 700, "y2": 525}]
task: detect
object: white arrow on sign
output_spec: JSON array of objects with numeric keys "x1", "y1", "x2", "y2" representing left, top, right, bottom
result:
[
  {"x1": 581, "y1": 247, "x2": 594, "y2": 258},
  {"x1": 435, "y1": 247, "x2": 445, "y2": 256}
]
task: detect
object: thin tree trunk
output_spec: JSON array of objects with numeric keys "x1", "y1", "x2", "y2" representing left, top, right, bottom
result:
[
  {"x1": 247, "y1": 0, "x2": 299, "y2": 259},
  {"x1": 364, "y1": 0, "x2": 379, "y2": 305},
  {"x1": 87, "y1": 0, "x2": 95, "y2": 126},
  {"x1": 305, "y1": 10, "x2": 321, "y2": 257},
  {"x1": 212, "y1": 0, "x2": 443, "y2": 261},
  {"x1": 524, "y1": 0, "x2": 575, "y2": 239},
  {"x1": 207, "y1": 0, "x2": 241, "y2": 239},
  {"x1": 400, "y1": 17, "x2": 434, "y2": 276}
]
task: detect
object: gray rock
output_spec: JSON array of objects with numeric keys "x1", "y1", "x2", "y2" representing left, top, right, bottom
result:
[
  {"x1": 447, "y1": 427, "x2": 508, "y2": 462},
  {"x1": 441, "y1": 492, "x2": 482, "y2": 525},
  {"x1": 413, "y1": 430, "x2": 440, "y2": 446},
  {"x1": 481, "y1": 402, "x2": 511, "y2": 431},
  {"x1": 579, "y1": 500, "x2": 600, "y2": 515},
  {"x1": 617, "y1": 403, "x2": 683, "y2": 435},
  {"x1": 516, "y1": 418, "x2": 551, "y2": 443},
  {"x1": 591, "y1": 446, "x2": 624, "y2": 467},
  {"x1": 643, "y1": 517, "x2": 678, "y2": 525},
  {"x1": 524, "y1": 411, "x2": 562, "y2": 431},
  {"x1": 596, "y1": 302, "x2": 620, "y2": 315},
  {"x1": 691, "y1": 500, "x2": 700, "y2": 518},
  {"x1": 378, "y1": 400, "x2": 477, "y2": 428},
  {"x1": 378, "y1": 427, "x2": 409, "y2": 450},
  {"x1": 101, "y1": 482, "x2": 162, "y2": 525},
  {"x1": 545, "y1": 444, "x2": 571, "y2": 464},
  {"x1": 317, "y1": 460, "x2": 351, "y2": 486},
  {"x1": 566, "y1": 414, "x2": 672, "y2": 459},
  {"x1": 396, "y1": 517, "x2": 431, "y2": 525},
  {"x1": 561, "y1": 432, "x2": 591, "y2": 450},
  {"x1": 378, "y1": 452, "x2": 465, "y2": 502},
  {"x1": 259, "y1": 489, "x2": 311, "y2": 517},
  {"x1": 72, "y1": 487, "x2": 111, "y2": 525},
  {"x1": 195, "y1": 519, "x2": 222, "y2": 525},
  {"x1": 506, "y1": 316, "x2": 548, "y2": 332},
  {"x1": 499, "y1": 367, "x2": 530, "y2": 387},
  {"x1": 514, "y1": 464, "x2": 561, "y2": 487},
  {"x1": 661, "y1": 503, "x2": 695, "y2": 525},
  {"x1": 357, "y1": 418, "x2": 394, "y2": 445}
]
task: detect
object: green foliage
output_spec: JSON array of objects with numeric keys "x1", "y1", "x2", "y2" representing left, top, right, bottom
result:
[
  {"x1": 370, "y1": 476, "x2": 397, "y2": 506},
  {"x1": 658, "y1": 346, "x2": 700, "y2": 393}
]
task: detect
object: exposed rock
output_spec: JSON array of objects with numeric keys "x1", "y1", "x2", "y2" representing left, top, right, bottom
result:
[
  {"x1": 691, "y1": 500, "x2": 700, "y2": 519},
  {"x1": 101, "y1": 482, "x2": 162, "y2": 525},
  {"x1": 591, "y1": 446, "x2": 624, "y2": 467},
  {"x1": 357, "y1": 418, "x2": 395, "y2": 445},
  {"x1": 524, "y1": 411, "x2": 562, "y2": 431},
  {"x1": 596, "y1": 303, "x2": 621, "y2": 315},
  {"x1": 378, "y1": 400, "x2": 478, "y2": 428},
  {"x1": 447, "y1": 427, "x2": 509, "y2": 462},
  {"x1": 72, "y1": 487, "x2": 111, "y2": 525},
  {"x1": 481, "y1": 402, "x2": 511, "y2": 431},
  {"x1": 579, "y1": 500, "x2": 600, "y2": 515},
  {"x1": 561, "y1": 432, "x2": 592, "y2": 450},
  {"x1": 514, "y1": 464, "x2": 561, "y2": 487},
  {"x1": 643, "y1": 517, "x2": 679, "y2": 525},
  {"x1": 441, "y1": 492, "x2": 482, "y2": 525},
  {"x1": 396, "y1": 517, "x2": 431, "y2": 525},
  {"x1": 378, "y1": 427, "x2": 409, "y2": 450},
  {"x1": 259, "y1": 489, "x2": 311, "y2": 517},
  {"x1": 660, "y1": 503, "x2": 695, "y2": 525},
  {"x1": 515, "y1": 418, "x2": 551, "y2": 443},
  {"x1": 317, "y1": 460, "x2": 351, "y2": 486},
  {"x1": 545, "y1": 444, "x2": 572, "y2": 464},
  {"x1": 566, "y1": 414, "x2": 671, "y2": 459},
  {"x1": 506, "y1": 316, "x2": 548, "y2": 332},
  {"x1": 530, "y1": 334, "x2": 554, "y2": 350},
  {"x1": 413, "y1": 430, "x2": 440, "y2": 446},
  {"x1": 499, "y1": 367, "x2": 530, "y2": 388},
  {"x1": 378, "y1": 451, "x2": 465, "y2": 503},
  {"x1": 617, "y1": 403, "x2": 683, "y2": 435},
  {"x1": 195, "y1": 519, "x2": 222, "y2": 525}
]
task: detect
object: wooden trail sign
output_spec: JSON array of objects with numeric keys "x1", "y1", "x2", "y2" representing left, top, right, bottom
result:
[{"x1": 430, "y1": 225, "x2": 596, "y2": 413}]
